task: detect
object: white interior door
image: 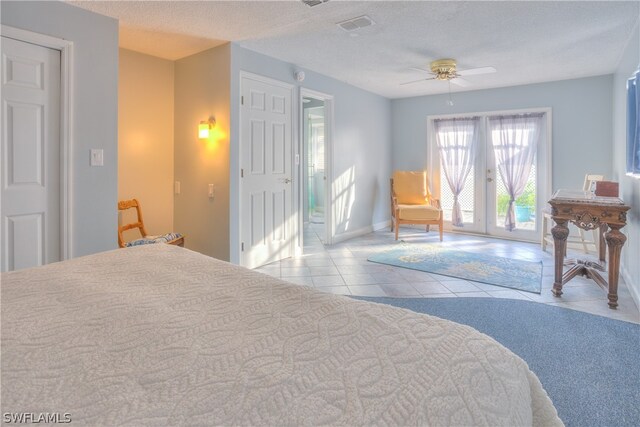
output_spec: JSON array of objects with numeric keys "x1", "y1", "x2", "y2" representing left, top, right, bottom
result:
[
  {"x1": 1, "y1": 36, "x2": 61, "y2": 272},
  {"x1": 240, "y1": 75, "x2": 293, "y2": 269}
]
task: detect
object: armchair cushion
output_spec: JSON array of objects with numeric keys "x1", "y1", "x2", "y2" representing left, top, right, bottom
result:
[
  {"x1": 397, "y1": 204, "x2": 441, "y2": 221},
  {"x1": 393, "y1": 171, "x2": 430, "y2": 205}
]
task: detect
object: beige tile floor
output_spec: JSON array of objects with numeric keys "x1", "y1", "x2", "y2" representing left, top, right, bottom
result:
[{"x1": 254, "y1": 224, "x2": 640, "y2": 324}]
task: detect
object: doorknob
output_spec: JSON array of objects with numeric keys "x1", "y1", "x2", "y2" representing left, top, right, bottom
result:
[
  {"x1": 280, "y1": 178, "x2": 292, "y2": 184},
  {"x1": 487, "y1": 178, "x2": 493, "y2": 182}
]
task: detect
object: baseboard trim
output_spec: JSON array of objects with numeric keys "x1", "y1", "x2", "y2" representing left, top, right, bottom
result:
[
  {"x1": 621, "y1": 263, "x2": 639, "y2": 310},
  {"x1": 373, "y1": 220, "x2": 391, "y2": 231},
  {"x1": 332, "y1": 226, "x2": 372, "y2": 244},
  {"x1": 332, "y1": 220, "x2": 390, "y2": 245}
]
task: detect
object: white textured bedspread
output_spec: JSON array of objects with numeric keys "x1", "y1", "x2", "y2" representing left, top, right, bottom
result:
[{"x1": 1, "y1": 245, "x2": 562, "y2": 426}]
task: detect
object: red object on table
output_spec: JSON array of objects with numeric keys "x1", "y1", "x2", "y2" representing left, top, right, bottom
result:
[{"x1": 595, "y1": 181, "x2": 619, "y2": 197}]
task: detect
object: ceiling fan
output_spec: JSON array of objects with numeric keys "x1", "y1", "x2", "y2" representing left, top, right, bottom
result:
[{"x1": 401, "y1": 58, "x2": 496, "y2": 87}]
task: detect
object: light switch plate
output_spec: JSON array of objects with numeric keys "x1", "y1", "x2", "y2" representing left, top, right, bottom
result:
[
  {"x1": 175, "y1": 181, "x2": 181, "y2": 195},
  {"x1": 90, "y1": 149, "x2": 104, "y2": 166}
]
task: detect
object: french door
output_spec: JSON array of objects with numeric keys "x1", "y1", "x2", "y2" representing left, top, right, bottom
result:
[{"x1": 429, "y1": 109, "x2": 551, "y2": 242}]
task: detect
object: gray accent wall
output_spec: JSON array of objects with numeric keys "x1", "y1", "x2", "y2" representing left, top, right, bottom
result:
[
  {"x1": 391, "y1": 76, "x2": 613, "y2": 191},
  {"x1": 230, "y1": 44, "x2": 392, "y2": 264},
  {"x1": 1, "y1": 1, "x2": 119, "y2": 257},
  {"x1": 612, "y1": 23, "x2": 640, "y2": 306}
]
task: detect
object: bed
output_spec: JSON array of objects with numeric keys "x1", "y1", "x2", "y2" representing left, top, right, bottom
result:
[{"x1": 1, "y1": 244, "x2": 562, "y2": 426}]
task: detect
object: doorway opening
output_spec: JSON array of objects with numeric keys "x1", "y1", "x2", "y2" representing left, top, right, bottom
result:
[
  {"x1": 303, "y1": 97, "x2": 326, "y2": 240},
  {"x1": 300, "y1": 89, "x2": 333, "y2": 247}
]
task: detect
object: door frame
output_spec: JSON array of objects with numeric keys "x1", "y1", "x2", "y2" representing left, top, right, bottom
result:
[
  {"x1": 238, "y1": 71, "x2": 296, "y2": 267},
  {"x1": 427, "y1": 107, "x2": 552, "y2": 242},
  {"x1": 299, "y1": 87, "x2": 334, "y2": 247},
  {"x1": 1, "y1": 25, "x2": 74, "y2": 260}
]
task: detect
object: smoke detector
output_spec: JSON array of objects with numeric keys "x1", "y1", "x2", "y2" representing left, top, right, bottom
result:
[
  {"x1": 337, "y1": 15, "x2": 375, "y2": 32},
  {"x1": 301, "y1": 0, "x2": 329, "y2": 7}
]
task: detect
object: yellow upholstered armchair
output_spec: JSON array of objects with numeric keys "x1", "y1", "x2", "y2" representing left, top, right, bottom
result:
[{"x1": 390, "y1": 171, "x2": 443, "y2": 241}]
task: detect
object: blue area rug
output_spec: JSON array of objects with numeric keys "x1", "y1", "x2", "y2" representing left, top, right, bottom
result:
[
  {"x1": 368, "y1": 244, "x2": 542, "y2": 293},
  {"x1": 353, "y1": 297, "x2": 640, "y2": 427}
]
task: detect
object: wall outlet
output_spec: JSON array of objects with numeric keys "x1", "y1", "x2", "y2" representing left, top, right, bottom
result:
[{"x1": 90, "y1": 149, "x2": 103, "y2": 166}]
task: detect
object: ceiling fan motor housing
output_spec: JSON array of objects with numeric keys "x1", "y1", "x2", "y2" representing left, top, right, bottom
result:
[{"x1": 430, "y1": 58, "x2": 458, "y2": 80}]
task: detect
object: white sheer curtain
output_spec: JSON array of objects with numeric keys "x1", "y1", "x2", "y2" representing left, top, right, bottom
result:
[
  {"x1": 628, "y1": 70, "x2": 640, "y2": 173},
  {"x1": 488, "y1": 114, "x2": 543, "y2": 231},
  {"x1": 434, "y1": 117, "x2": 479, "y2": 227}
]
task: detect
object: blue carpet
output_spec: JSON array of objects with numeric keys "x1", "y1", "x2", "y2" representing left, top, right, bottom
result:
[
  {"x1": 368, "y1": 244, "x2": 542, "y2": 293},
  {"x1": 354, "y1": 297, "x2": 640, "y2": 427}
]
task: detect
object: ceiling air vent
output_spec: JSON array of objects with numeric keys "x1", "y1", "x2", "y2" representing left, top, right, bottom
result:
[
  {"x1": 301, "y1": 0, "x2": 329, "y2": 7},
  {"x1": 337, "y1": 15, "x2": 375, "y2": 32}
]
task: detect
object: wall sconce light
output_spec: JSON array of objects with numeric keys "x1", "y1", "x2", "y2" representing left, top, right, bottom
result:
[{"x1": 198, "y1": 116, "x2": 216, "y2": 139}]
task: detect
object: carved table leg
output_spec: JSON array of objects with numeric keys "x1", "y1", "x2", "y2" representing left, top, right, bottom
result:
[
  {"x1": 605, "y1": 224, "x2": 627, "y2": 309},
  {"x1": 551, "y1": 218, "x2": 570, "y2": 297},
  {"x1": 598, "y1": 224, "x2": 608, "y2": 263}
]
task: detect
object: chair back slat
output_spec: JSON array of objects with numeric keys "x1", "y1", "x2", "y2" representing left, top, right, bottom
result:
[
  {"x1": 117, "y1": 199, "x2": 148, "y2": 248},
  {"x1": 118, "y1": 199, "x2": 139, "y2": 210},
  {"x1": 583, "y1": 174, "x2": 605, "y2": 193}
]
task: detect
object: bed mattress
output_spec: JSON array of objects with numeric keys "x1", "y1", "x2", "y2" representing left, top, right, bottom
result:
[{"x1": 1, "y1": 244, "x2": 562, "y2": 426}]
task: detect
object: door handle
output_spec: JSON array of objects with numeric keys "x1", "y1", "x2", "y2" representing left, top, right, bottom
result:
[
  {"x1": 280, "y1": 178, "x2": 292, "y2": 184},
  {"x1": 487, "y1": 178, "x2": 493, "y2": 182}
]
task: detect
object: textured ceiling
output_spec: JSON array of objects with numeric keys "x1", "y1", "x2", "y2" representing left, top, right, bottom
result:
[{"x1": 69, "y1": 1, "x2": 640, "y2": 98}]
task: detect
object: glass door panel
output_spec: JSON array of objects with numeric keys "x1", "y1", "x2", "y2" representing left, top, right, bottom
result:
[
  {"x1": 486, "y1": 113, "x2": 546, "y2": 240},
  {"x1": 431, "y1": 111, "x2": 548, "y2": 241},
  {"x1": 440, "y1": 165, "x2": 477, "y2": 227},
  {"x1": 487, "y1": 155, "x2": 539, "y2": 240}
]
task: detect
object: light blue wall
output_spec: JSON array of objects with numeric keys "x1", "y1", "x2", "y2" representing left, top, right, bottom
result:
[
  {"x1": 391, "y1": 76, "x2": 613, "y2": 191},
  {"x1": 612, "y1": 22, "x2": 640, "y2": 306},
  {"x1": 230, "y1": 44, "x2": 392, "y2": 263},
  {"x1": 1, "y1": 1, "x2": 119, "y2": 257}
]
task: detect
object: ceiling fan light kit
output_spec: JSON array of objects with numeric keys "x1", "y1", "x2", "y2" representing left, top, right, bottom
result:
[{"x1": 430, "y1": 58, "x2": 458, "y2": 80}]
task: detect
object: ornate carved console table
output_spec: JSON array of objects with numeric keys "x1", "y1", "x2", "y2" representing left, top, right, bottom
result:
[{"x1": 548, "y1": 190, "x2": 630, "y2": 309}]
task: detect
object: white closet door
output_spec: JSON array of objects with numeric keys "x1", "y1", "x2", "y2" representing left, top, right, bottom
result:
[
  {"x1": 1, "y1": 36, "x2": 61, "y2": 272},
  {"x1": 240, "y1": 75, "x2": 293, "y2": 269}
]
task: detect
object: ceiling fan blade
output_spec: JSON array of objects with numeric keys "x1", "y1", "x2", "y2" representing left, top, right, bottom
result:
[
  {"x1": 457, "y1": 66, "x2": 497, "y2": 76},
  {"x1": 450, "y1": 77, "x2": 471, "y2": 87},
  {"x1": 408, "y1": 67, "x2": 430, "y2": 73},
  {"x1": 400, "y1": 77, "x2": 436, "y2": 86}
]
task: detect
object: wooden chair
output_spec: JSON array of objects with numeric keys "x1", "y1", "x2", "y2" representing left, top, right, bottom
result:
[
  {"x1": 117, "y1": 199, "x2": 184, "y2": 248},
  {"x1": 390, "y1": 171, "x2": 443, "y2": 241},
  {"x1": 541, "y1": 174, "x2": 604, "y2": 254}
]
